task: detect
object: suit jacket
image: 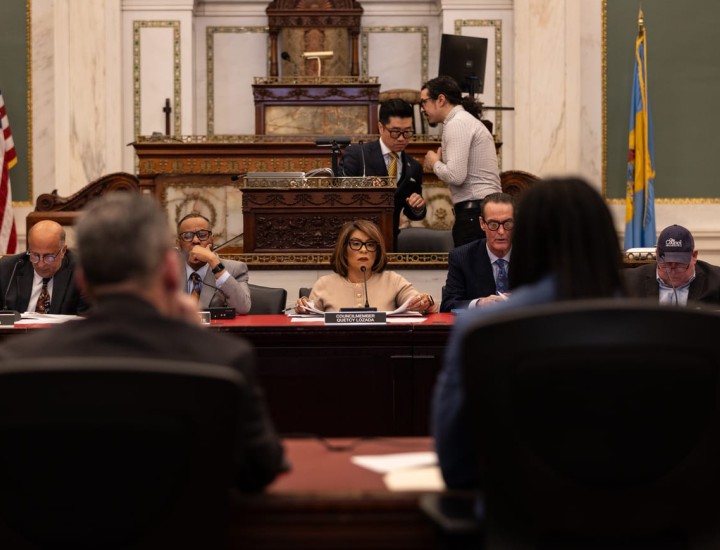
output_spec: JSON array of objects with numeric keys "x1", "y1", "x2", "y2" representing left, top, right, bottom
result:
[
  {"x1": 0, "y1": 293, "x2": 286, "y2": 491},
  {"x1": 623, "y1": 260, "x2": 720, "y2": 305},
  {"x1": 186, "y1": 258, "x2": 251, "y2": 313},
  {"x1": 342, "y1": 140, "x2": 426, "y2": 250},
  {"x1": 0, "y1": 250, "x2": 88, "y2": 314},
  {"x1": 440, "y1": 239, "x2": 499, "y2": 312}
]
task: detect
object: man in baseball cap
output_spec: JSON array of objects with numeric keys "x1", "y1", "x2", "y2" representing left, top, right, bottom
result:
[{"x1": 624, "y1": 224, "x2": 720, "y2": 306}]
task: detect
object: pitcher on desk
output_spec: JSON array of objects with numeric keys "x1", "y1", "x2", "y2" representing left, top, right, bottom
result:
[
  {"x1": 0, "y1": 220, "x2": 88, "y2": 315},
  {"x1": 294, "y1": 219, "x2": 437, "y2": 314},
  {"x1": 176, "y1": 212, "x2": 251, "y2": 314}
]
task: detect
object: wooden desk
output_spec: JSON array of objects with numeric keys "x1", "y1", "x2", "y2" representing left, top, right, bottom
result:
[
  {"x1": 228, "y1": 437, "x2": 440, "y2": 550},
  {"x1": 210, "y1": 314, "x2": 453, "y2": 437},
  {"x1": 0, "y1": 314, "x2": 454, "y2": 437}
]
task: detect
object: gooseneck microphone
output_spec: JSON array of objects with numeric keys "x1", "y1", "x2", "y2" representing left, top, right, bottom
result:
[
  {"x1": 198, "y1": 277, "x2": 229, "y2": 307},
  {"x1": 361, "y1": 265, "x2": 370, "y2": 308},
  {"x1": 2, "y1": 258, "x2": 24, "y2": 311},
  {"x1": 359, "y1": 140, "x2": 366, "y2": 178}
]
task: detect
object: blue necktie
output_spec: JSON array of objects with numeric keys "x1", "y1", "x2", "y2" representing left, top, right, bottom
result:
[{"x1": 495, "y1": 259, "x2": 508, "y2": 293}]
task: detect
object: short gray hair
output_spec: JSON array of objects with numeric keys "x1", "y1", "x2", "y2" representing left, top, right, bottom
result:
[{"x1": 76, "y1": 192, "x2": 172, "y2": 288}]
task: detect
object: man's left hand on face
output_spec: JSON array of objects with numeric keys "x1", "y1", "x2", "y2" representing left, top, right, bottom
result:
[{"x1": 406, "y1": 193, "x2": 425, "y2": 211}]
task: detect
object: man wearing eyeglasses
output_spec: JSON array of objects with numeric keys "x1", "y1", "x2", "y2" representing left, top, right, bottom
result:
[
  {"x1": 341, "y1": 98, "x2": 426, "y2": 251},
  {"x1": 0, "y1": 220, "x2": 87, "y2": 314},
  {"x1": 624, "y1": 224, "x2": 720, "y2": 306},
  {"x1": 440, "y1": 193, "x2": 514, "y2": 312},
  {"x1": 421, "y1": 76, "x2": 501, "y2": 248},
  {"x1": 176, "y1": 212, "x2": 251, "y2": 314}
]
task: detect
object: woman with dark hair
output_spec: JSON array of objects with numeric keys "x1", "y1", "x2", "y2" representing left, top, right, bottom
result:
[
  {"x1": 432, "y1": 177, "x2": 626, "y2": 490},
  {"x1": 294, "y1": 219, "x2": 438, "y2": 314}
]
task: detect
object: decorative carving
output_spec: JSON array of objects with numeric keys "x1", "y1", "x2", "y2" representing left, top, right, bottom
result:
[
  {"x1": 33, "y1": 172, "x2": 140, "y2": 212},
  {"x1": 500, "y1": 170, "x2": 540, "y2": 200},
  {"x1": 255, "y1": 213, "x2": 382, "y2": 249}
]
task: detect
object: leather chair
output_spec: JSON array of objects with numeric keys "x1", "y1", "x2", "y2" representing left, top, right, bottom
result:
[
  {"x1": 248, "y1": 283, "x2": 288, "y2": 314},
  {"x1": 396, "y1": 227, "x2": 454, "y2": 252},
  {"x1": 0, "y1": 356, "x2": 243, "y2": 549},
  {"x1": 456, "y1": 299, "x2": 720, "y2": 548}
]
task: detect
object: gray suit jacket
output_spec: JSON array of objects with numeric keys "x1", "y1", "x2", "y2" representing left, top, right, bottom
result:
[{"x1": 187, "y1": 259, "x2": 251, "y2": 313}]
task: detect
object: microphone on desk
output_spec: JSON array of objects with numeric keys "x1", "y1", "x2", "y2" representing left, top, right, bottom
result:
[
  {"x1": 340, "y1": 266, "x2": 376, "y2": 312},
  {"x1": 361, "y1": 266, "x2": 370, "y2": 308},
  {"x1": 2, "y1": 257, "x2": 24, "y2": 311},
  {"x1": 198, "y1": 277, "x2": 229, "y2": 307},
  {"x1": 198, "y1": 278, "x2": 238, "y2": 320},
  {"x1": 0, "y1": 258, "x2": 24, "y2": 324}
]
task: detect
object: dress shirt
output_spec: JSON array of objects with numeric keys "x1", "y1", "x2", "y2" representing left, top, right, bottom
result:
[
  {"x1": 432, "y1": 105, "x2": 501, "y2": 204},
  {"x1": 469, "y1": 248, "x2": 511, "y2": 308}
]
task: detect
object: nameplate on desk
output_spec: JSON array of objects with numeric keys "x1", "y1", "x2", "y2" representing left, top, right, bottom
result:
[{"x1": 324, "y1": 312, "x2": 387, "y2": 325}]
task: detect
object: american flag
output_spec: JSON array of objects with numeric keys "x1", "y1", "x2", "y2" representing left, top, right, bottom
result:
[{"x1": 0, "y1": 90, "x2": 17, "y2": 254}]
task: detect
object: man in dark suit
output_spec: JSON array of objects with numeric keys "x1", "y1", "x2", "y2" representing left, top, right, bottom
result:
[
  {"x1": 341, "y1": 98, "x2": 426, "y2": 250},
  {"x1": 0, "y1": 220, "x2": 87, "y2": 314},
  {"x1": 0, "y1": 193, "x2": 286, "y2": 491},
  {"x1": 624, "y1": 224, "x2": 720, "y2": 306},
  {"x1": 440, "y1": 192, "x2": 514, "y2": 312}
]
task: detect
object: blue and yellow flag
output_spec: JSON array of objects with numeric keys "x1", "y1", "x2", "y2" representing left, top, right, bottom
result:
[{"x1": 624, "y1": 9, "x2": 656, "y2": 250}]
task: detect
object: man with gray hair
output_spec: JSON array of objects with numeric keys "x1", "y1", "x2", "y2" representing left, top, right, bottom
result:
[{"x1": 0, "y1": 192, "x2": 286, "y2": 491}]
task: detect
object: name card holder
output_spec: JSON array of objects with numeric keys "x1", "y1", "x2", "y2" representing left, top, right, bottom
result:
[{"x1": 324, "y1": 311, "x2": 387, "y2": 325}]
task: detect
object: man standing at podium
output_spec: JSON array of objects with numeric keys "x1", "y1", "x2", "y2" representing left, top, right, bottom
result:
[{"x1": 342, "y1": 98, "x2": 426, "y2": 251}]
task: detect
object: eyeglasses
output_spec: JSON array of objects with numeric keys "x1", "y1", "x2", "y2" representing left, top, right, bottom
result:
[
  {"x1": 27, "y1": 248, "x2": 64, "y2": 264},
  {"x1": 419, "y1": 97, "x2": 434, "y2": 108},
  {"x1": 483, "y1": 219, "x2": 514, "y2": 231},
  {"x1": 348, "y1": 239, "x2": 379, "y2": 252},
  {"x1": 382, "y1": 126, "x2": 414, "y2": 139},
  {"x1": 659, "y1": 262, "x2": 690, "y2": 273},
  {"x1": 179, "y1": 230, "x2": 212, "y2": 242}
]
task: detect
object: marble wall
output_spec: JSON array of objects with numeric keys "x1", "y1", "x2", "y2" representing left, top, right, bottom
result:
[{"x1": 23, "y1": 0, "x2": 720, "y2": 264}]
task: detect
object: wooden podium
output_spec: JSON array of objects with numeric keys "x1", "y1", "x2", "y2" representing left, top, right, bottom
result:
[{"x1": 241, "y1": 174, "x2": 394, "y2": 252}]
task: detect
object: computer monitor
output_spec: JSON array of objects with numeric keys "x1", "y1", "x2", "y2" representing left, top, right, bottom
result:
[{"x1": 438, "y1": 34, "x2": 489, "y2": 96}]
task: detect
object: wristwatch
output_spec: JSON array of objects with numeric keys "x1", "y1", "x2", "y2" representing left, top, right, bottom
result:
[{"x1": 211, "y1": 262, "x2": 225, "y2": 274}]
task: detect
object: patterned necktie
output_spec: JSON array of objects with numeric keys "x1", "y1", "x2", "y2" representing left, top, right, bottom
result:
[
  {"x1": 388, "y1": 152, "x2": 398, "y2": 181},
  {"x1": 495, "y1": 259, "x2": 508, "y2": 293},
  {"x1": 189, "y1": 272, "x2": 202, "y2": 302},
  {"x1": 35, "y1": 278, "x2": 51, "y2": 313}
]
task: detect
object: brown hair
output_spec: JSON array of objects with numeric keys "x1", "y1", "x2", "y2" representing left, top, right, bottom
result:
[{"x1": 330, "y1": 220, "x2": 388, "y2": 277}]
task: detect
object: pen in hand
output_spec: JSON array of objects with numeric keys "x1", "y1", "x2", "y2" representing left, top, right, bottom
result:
[{"x1": 496, "y1": 291, "x2": 509, "y2": 301}]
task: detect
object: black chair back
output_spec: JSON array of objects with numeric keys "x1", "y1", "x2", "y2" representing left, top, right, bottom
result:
[
  {"x1": 461, "y1": 299, "x2": 720, "y2": 548},
  {"x1": 248, "y1": 284, "x2": 287, "y2": 314},
  {"x1": 0, "y1": 356, "x2": 243, "y2": 549}
]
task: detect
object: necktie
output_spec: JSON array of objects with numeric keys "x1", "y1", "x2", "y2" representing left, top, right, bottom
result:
[
  {"x1": 190, "y1": 272, "x2": 202, "y2": 302},
  {"x1": 35, "y1": 278, "x2": 51, "y2": 313},
  {"x1": 495, "y1": 259, "x2": 508, "y2": 293},
  {"x1": 388, "y1": 152, "x2": 398, "y2": 181}
]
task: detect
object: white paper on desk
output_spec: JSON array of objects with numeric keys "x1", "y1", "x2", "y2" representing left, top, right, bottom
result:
[
  {"x1": 17, "y1": 314, "x2": 84, "y2": 325},
  {"x1": 383, "y1": 466, "x2": 445, "y2": 492},
  {"x1": 289, "y1": 315, "x2": 324, "y2": 323},
  {"x1": 386, "y1": 297, "x2": 423, "y2": 316},
  {"x1": 351, "y1": 451, "x2": 437, "y2": 474}
]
